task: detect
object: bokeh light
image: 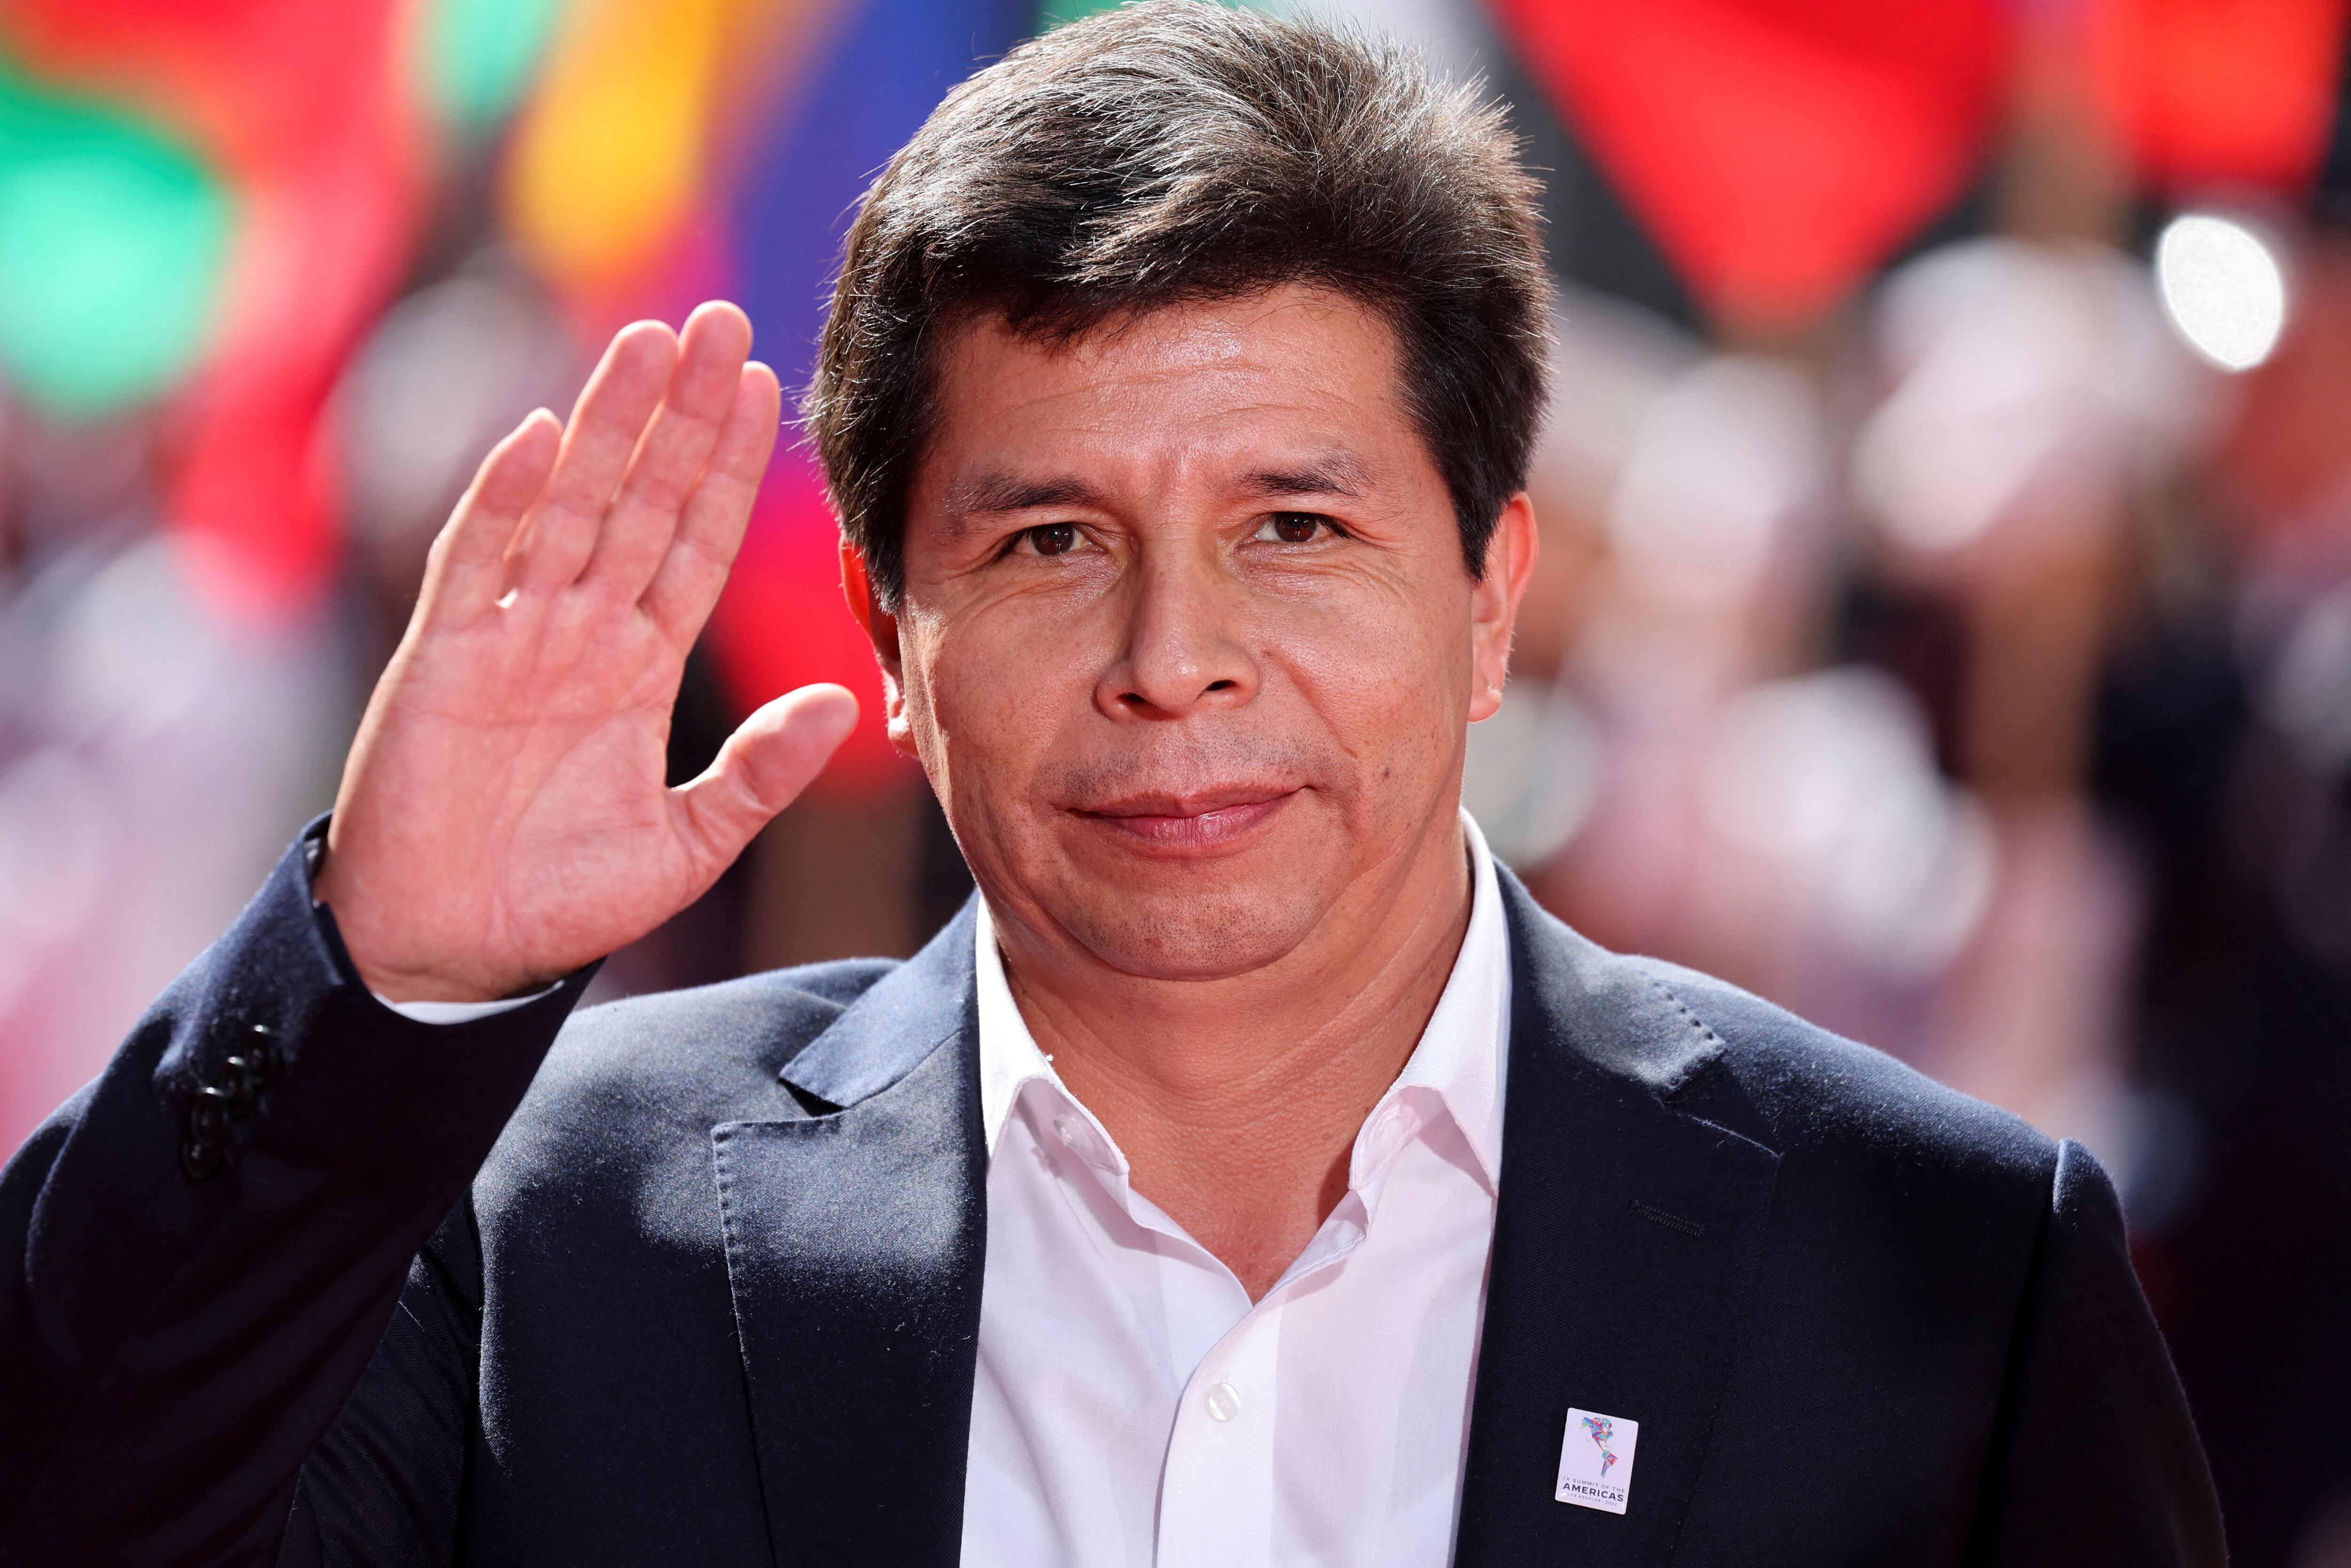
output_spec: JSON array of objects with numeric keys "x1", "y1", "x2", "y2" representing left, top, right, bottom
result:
[{"x1": 2155, "y1": 211, "x2": 2288, "y2": 371}]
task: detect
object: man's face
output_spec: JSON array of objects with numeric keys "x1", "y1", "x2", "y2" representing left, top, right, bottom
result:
[{"x1": 873, "y1": 284, "x2": 1532, "y2": 981}]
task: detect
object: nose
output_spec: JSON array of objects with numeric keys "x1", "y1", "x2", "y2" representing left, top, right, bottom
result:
[{"x1": 1095, "y1": 536, "x2": 1258, "y2": 721}]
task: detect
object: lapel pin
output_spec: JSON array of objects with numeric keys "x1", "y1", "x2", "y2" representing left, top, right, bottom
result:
[{"x1": 1556, "y1": 1408, "x2": 1639, "y2": 1513}]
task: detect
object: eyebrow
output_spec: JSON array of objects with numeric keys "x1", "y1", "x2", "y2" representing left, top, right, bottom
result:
[
  {"x1": 941, "y1": 473, "x2": 1107, "y2": 519},
  {"x1": 1237, "y1": 457, "x2": 1371, "y2": 501}
]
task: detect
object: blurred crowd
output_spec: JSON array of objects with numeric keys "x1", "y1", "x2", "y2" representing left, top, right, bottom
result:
[{"x1": 1, "y1": 0, "x2": 2347, "y2": 1561}]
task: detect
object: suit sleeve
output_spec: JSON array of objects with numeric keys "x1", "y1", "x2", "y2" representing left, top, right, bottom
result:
[
  {"x1": 0, "y1": 822, "x2": 589, "y2": 1566},
  {"x1": 1966, "y1": 1139, "x2": 2228, "y2": 1568}
]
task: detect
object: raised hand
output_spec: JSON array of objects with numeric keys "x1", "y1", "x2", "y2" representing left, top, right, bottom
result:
[{"x1": 314, "y1": 302, "x2": 859, "y2": 1003}]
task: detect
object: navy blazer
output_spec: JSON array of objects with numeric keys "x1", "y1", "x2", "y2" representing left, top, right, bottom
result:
[{"x1": 1, "y1": 824, "x2": 2224, "y2": 1566}]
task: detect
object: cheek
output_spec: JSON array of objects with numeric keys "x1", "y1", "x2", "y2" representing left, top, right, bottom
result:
[
  {"x1": 912, "y1": 599, "x2": 1097, "y2": 793},
  {"x1": 1258, "y1": 584, "x2": 1474, "y2": 814}
]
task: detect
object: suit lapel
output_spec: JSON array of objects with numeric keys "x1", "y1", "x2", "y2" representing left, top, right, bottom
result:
[
  {"x1": 1454, "y1": 873, "x2": 1782, "y2": 1568},
  {"x1": 712, "y1": 903, "x2": 986, "y2": 1568}
]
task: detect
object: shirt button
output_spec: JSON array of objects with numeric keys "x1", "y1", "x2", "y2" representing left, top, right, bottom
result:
[{"x1": 1203, "y1": 1382, "x2": 1242, "y2": 1422}]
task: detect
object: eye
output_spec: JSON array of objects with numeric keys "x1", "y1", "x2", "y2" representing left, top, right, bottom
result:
[
  {"x1": 1256, "y1": 511, "x2": 1334, "y2": 544},
  {"x1": 1018, "y1": 522, "x2": 1084, "y2": 557}
]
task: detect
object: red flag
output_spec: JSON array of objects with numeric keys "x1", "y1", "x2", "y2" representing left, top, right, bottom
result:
[{"x1": 1489, "y1": 0, "x2": 2008, "y2": 330}]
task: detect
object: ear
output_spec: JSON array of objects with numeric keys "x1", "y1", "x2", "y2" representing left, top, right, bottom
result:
[
  {"x1": 839, "y1": 539, "x2": 921, "y2": 759},
  {"x1": 1468, "y1": 493, "x2": 1539, "y2": 724}
]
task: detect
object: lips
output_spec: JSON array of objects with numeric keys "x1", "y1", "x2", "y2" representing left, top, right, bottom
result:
[{"x1": 1069, "y1": 786, "x2": 1298, "y2": 851}]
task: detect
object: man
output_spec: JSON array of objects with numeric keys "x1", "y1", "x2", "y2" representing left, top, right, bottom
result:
[{"x1": 0, "y1": 6, "x2": 2220, "y2": 1565}]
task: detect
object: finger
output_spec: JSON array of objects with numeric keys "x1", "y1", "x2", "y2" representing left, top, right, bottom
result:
[
  {"x1": 671, "y1": 684, "x2": 860, "y2": 876},
  {"x1": 643, "y1": 361, "x2": 783, "y2": 647},
  {"x1": 419, "y1": 410, "x2": 561, "y2": 625},
  {"x1": 510, "y1": 321, "x2": 679, "y2": 593},
  {"x1": 579, "y1": 302, "x2": 754, "y2": 601}
]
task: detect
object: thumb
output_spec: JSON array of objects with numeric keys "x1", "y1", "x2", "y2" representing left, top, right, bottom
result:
[{"x1": 671, "y1": 684, "x2": 861, "y2": 872}]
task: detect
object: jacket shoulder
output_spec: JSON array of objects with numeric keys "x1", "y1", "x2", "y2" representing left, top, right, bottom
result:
[
  {"x1": 1503, "y1": 869, "x2": 2053, "y2": 1187},
  {"x1": 1621, "y1": 950, "x2": 2057, "y2": 1189}
]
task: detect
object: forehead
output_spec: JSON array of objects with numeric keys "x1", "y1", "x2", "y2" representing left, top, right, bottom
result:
[{"x1": 916, "y1": 284, "x2": 1420, "y2": 496}]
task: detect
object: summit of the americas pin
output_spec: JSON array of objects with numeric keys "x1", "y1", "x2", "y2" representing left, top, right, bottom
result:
[{"x1": 1557, "y1": 1409, "x2": 1640, "y2": 1514}]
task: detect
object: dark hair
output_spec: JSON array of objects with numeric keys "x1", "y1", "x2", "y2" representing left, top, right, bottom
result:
[{"x1": 804, "y1": 0, "x2": 1551, "y2": 605}]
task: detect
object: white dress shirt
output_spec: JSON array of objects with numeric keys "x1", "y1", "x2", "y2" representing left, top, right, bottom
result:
[
  {"x1": 963, "y1": 812, "x2": 1511, "y2": 1568},
  {"x1": 383, "y1": 814, "x2": 1513, "y2": 1567}
]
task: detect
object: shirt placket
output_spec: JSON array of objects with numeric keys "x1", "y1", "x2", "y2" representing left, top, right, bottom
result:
[
  {"x1": 1149, "y1": 1095, "x2": 1434, "y2": 1567},
  {"x1": 1156, "y1": 1287, "x2": 1284, "y2": 1564}
]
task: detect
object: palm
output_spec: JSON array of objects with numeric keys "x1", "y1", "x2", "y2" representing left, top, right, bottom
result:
[{"x1": 317, "y1": 305, "x2": 858, "y2": 1002}]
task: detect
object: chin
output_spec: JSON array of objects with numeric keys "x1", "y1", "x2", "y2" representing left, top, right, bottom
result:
[{"x1": 1056, "y1": 877, "x2": 1330, "y2": 982}]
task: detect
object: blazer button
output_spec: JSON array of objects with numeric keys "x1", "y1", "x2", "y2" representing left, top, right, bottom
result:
[
  {"x1": 187, "y1": 1085, "x2": 235, "y2": 1148},
  {"x1": 181, "y1": 1137, "x2": 225, "y2": 1182},
  {"x1": 240, "y1": 1025, "x2": 283, "y2": 1086},
  {"x1": 181, "y1": 1084, "x2": 234, "y2": 1182}
]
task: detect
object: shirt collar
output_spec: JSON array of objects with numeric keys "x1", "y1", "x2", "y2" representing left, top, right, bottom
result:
[
  {"x1": 973, "y1": 890, "x2": 1072, "y2": 1158},
  {"x1": 973, "y1": 810, "x2": 1511, "y2": 1187}
]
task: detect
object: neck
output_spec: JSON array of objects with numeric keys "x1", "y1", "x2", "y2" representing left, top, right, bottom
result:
[{"x1": 994, "y1": 814, "x2": 1475, "y2": 1300}]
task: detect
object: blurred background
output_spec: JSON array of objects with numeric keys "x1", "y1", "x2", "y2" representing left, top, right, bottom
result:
[{"x1": 0, "y1": 0, "x2": 2344, "y2": 1556}]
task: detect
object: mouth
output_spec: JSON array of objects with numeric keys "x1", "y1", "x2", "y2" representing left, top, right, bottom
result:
[{"x1": 1068, "y1": 785, "x2": 1300, "y2": 852}]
